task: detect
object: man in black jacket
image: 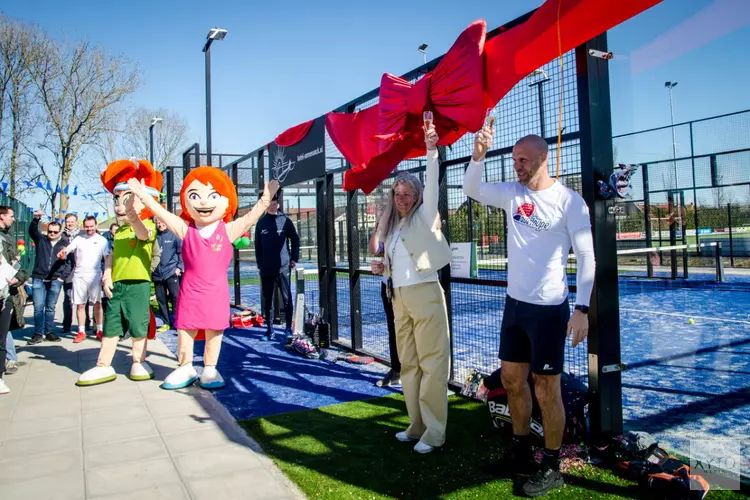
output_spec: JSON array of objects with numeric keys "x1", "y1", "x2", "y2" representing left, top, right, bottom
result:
[
  {"x1": 254, "y1": 191, "x2": 299, "y2": 340},
  {"x1": 152, "y1": 217, "x2": 182, "y2": 331},
  {"x1": 28, "y1": 211, "x2": 71, "y2": 344},
  {"x1": 0, "y1": 205, "x2": 28, "y2": 394}
]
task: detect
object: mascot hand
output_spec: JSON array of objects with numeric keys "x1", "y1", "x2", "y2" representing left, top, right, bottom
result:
[
  {"x1": 126, "y1": 177, "x2": 149, "y2": 202},
  {"x1": 263, "y1": 180, "x2": 280, "y2": 204},
  {"x1": 103, "y1": 276, "x2": 113, "y2": 299}
]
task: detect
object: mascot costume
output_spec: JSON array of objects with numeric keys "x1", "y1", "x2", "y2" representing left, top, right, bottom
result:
[
  {"x1": 77, "y1": 159, "x2": 161, "y2": 386},
  {"x1": 127, "y1": 166, "x2": 278, "y2": 389}
]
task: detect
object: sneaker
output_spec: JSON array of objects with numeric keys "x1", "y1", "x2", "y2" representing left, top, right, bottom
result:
[
  {"x1": 157, "y1": 325, "x2": 170, "y2": 333},
  {"x1": 73, "y1": 332, "x2": 86, "y2": 343},
  {"x1": 395, "y1": 431, "x2": 416, "y2": 442},
  {"x1": 414, "y1": 441, "x2": 437, "y2": 454},
  {"x1": 27, "y1": 333, "x2": 44, "y2": 345},
  {"x1": 376, "y1": 370, "x2": 401, "y2": 387},
  {"x1": 96, "y1": 331, "x2": 103, "y2": 341},
  {"x1": 0, "y1": 378, "x2": 10, "y2": 394},
  {"x1": 45, "y1": 333, "x2": 62, "y2": 342},
  {"x1": 121, "y1": 331, "x2": 131, "y2": 341},
  {"x1": 521, "y1": 467, "x2": 564, "y2": 497},
  {"x1": 4, "y1": 361, "x2": 18, "y2": 375}
]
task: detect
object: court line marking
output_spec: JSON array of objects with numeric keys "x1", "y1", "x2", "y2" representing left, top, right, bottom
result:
[{"x1": 621, "y1": 308, "x2": 750, "y2": 325}]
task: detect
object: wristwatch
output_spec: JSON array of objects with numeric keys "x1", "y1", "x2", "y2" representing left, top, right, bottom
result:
[{"x1": 574, "y1": 305, "x2": 589, "y2": 314}]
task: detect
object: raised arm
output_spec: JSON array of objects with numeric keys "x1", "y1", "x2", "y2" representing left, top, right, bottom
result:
[
  {"x1": 463, "y1": 127, "x2": 511, "y2": 208},
  {"x1": 126, "y1": 178, "x2": 188, "y2": 239},
  {"x1": 422, "y1": 148, "x2": 440, "y2": 226},
  {"x1": 125, "y1": 193, "x2": 153, "y2": 241},
  {"x1": 29, "y1": 214, "x2": 42, "y2": 243},
  {"x1": 226, "y1": 180, "x2": 279, "y2": 242}
]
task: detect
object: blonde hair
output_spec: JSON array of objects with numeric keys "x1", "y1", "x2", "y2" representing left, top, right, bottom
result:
[{"x1": 377, "y1": 172, "x2": 424, "y2": 241}]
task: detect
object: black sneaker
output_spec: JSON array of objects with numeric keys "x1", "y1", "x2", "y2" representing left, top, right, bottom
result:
[
  {"x1": 376, "y1": 370, "x2": 401, "y2": 387},
  {"x1": 27, "y1": 333, "x2": 44, "y2": 345},
  {"x1": 45, "y1": 333, "x2": 62, "y2": 342},
  {"x1": 522, "y1": 467, "x2": 564, "y2": 497}
]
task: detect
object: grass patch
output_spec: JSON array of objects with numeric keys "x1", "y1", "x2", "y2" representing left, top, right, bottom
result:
[{"x1": 241, "y1": 394, "x2": 744, "y2": 499}]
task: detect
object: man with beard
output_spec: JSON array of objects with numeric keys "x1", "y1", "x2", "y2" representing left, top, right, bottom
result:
[{"x1": 463, "y1": 131, "x2": 595, "y2": 497}]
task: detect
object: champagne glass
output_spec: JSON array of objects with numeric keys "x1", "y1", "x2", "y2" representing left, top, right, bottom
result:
[{"x1": 423, "y1": 110, "x2": 433, "y2": 129}]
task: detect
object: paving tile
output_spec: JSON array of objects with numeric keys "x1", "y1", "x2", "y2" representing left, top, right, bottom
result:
[
  {"x1": 187, "y1": 468, "x2": 294, "y2": 500},
  {"x1": 89, "y1": 482, "x2": 190, "y2": 500},
  {"x1": 80, "y1": 389, "x2": 144, "y2": 412},
  {"x1": 145, "y1": 396, "x2": 211, "y2": 419},
  {"x1": 154, "y1": 412, "x2": 219, "y2": 435},
  {"x1": 0, "y1": 448, "x2": 82, "y2": 485},
  {"x1": 12, "y1": 397, "x2": 81, "y2": 421},
  {"x1": 0, "y1": 470, "x2": 84, "y2": 500},
  {"x1": 85, "y1": 435, "x2": 169, "y2": 470},
  {"x1": 85, "y1": 457, "x2": 181, "y2": 498},
  {"x1": 0, "y1": 428, "x2": 81, "y2": 461},
  {"x1": 82, "y1": 403, "x2": 150, "y2": 427},
  {"x1": 162, "y1": 426, "x2": 238, "y2": 456},
  {"x1": 4, "y1": 412, "x2": 81, "y2": 440},
  {"x1": 172, "y1": 444, "x2": 263, "y2": 481},
  {"x1": 83, "y1": 419, "x2": 159, "y2": 448}
]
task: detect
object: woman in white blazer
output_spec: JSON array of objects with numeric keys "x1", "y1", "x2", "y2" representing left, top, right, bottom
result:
[{"x1": 371, "y1": 120, "x2": 452, "y2": 454}]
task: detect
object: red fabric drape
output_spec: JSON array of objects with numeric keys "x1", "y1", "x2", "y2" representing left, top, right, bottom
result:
[
  {"x1": 483, "y1": 0, "x2": 662, "y2": 105},
  {"x1": 274, "y1": 119, "x2": 315, "y2": 147},
  {"x1": 325, "y1": 0, "x2": 662, "y2": 194},
  {"x1": 334, "y1": 20, "x2": 486, "y2": 194}
]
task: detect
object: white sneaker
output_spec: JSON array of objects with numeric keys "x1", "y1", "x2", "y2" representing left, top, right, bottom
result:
[
  {"x1": 199, "y1": 366, "x2": 225, "y2": 390},
  {"x1": 129, "y1": 362, "x2": 154, "y2": 381},
  {"x1": 0, "y1": 378, "x2": 9, "y2": 394},
  {"x1": 414, "y1": 441, "x2": 436, "y2": 454},
  {"x1": 162, "y1": 364, "x2": 198, "y2": 390},
  {"x1": 395, "y1": 431, "x2": 415, "y2": 442},
  {"x1": 77, "y1": 366, "x2": 117, "y2": 387}
]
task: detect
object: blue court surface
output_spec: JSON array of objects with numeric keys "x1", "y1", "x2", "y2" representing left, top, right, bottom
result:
[{"x1": 159, "y1": 262, "x2": 749, "y2": 459}]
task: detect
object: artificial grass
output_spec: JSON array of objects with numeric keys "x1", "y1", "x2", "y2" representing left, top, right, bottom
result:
[{"x1": 240, "y1": 394, "x2": 746, "y2": 499}]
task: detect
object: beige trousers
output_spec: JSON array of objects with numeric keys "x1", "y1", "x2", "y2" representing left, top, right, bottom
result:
[{"x1": 392, "y1": 281, "x2": 451, "y2": 447}]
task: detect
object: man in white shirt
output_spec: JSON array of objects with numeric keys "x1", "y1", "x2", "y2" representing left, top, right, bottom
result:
[
  {"x1": 58, "y1": 216, "x2": 110, "y2": 343},
  {"x1": 463, "y1": 128, "x2": 595, "y2": 497}
]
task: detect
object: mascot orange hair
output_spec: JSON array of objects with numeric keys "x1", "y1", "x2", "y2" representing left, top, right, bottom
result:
[
  {"x1": 126, "y1": 165, "x2": 278, "y2": 390},
  {"x1": 77, "y1": 159, "x2": 161, "y2": 387}
]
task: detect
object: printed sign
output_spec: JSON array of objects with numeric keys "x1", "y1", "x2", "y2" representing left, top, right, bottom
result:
[
  {"x1": 451, "y1": 242, "x2": 478, "y2": 278},
  {"x1": 268, "y1": 116, "x2": 326, "y2": 186}
]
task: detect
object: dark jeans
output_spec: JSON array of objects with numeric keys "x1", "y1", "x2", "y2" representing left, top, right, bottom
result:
[
  {"x1": 261, "y1": 271, "x2": 292, "y2": 332},
  {"x1": 154, "y1": 275, "x2": 180, "y2": 328},
  {"x1": 32, "y1": 278, "x2": 63, "y2": 335},
  {"x1": 381, "y1": 282, "x2": 401, "y2": 373},
  {"x1": 63, "y1": 282, "x2": 90, "y2": 331},
  {"x1": 0, "y1": 295, "x2": 14, "y2": 377}
]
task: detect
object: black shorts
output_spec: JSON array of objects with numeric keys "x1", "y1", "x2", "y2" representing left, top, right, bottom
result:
[{"x1": 499, "y1": 295, "x2": 570, "y2": 375}]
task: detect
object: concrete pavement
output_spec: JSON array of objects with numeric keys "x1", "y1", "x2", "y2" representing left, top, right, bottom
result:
[{"x1": 0, "y1": 304, "x2": 306, "y2": 500}]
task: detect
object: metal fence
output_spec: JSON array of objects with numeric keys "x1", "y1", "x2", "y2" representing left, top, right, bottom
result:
[
  {"x1": 0, "y1": 193, "x2": 37, "y2": 275},
  {"x1": 211, "y1": 15, "x2": 624, "y2": 441},
  {"x1": 612, "y1": 110, "x2": 750, "y2": 271}
]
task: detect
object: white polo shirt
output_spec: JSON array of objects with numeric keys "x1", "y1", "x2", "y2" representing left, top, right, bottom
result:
[{"x1": 66, "y1": 233, "x2": 110, "y2": 277}]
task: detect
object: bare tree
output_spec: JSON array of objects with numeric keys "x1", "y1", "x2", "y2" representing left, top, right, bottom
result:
[
  {"x1": 0, "y1": 15, "x2": 41, "y2": 198},
  {"x1": 123, "y1": 107, "x2": 189, "y2": 171},
  {"x1": 23, "y1": 34, "x2": 140, "y2": 212}
]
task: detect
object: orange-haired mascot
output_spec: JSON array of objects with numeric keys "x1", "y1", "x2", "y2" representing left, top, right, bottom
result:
[
  {"x1": 77, "y1": 159, "x2": 161, "y2": 386},
  {"x1": 127, "y1": 167, "x2": 278, "y2": 389}
]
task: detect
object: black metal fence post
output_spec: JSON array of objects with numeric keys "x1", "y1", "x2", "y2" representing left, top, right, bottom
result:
[
  {"x1": 715, "y1": 242, "x2": 725, "y2": 282},
  {"x1": 576, "y1": 34, "x2": 623, "y2": 443},
  {"x1": 727, "y1": 203, "x2": 734, "y2": 267},
  {"x1": 231, "y1": 161, "x2": 241, "y2": 307},
  {"x1": 437, "y1": 146, "x2": 454, "y2": 380},
  {"x1": 642, "y1": 163, "x2": 653, "y2": 277},
  {"x1": 165, "y1": 166, "x2": 174, "y2": 212},
  {"x1": 347, "y1": 187, "x2": 363, "y2": 350}
]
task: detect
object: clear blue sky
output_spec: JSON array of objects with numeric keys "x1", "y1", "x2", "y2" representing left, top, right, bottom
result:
[{"x1": 4, "y1": 0, "x2": 750, "y2": 212}]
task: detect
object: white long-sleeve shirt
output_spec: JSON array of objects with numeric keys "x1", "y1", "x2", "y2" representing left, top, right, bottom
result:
[{"x1": 463, "y1": 158, "x2": 596, "y2": 307}]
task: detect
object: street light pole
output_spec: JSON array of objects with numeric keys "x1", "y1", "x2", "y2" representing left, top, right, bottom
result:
[
  {"x1": 203, "y1": 28, "x2": 228, "y2": 167},
  {"x1": 418, "y1": 43, "x2": 428, "y2": 65},
  {"x1": 149, "y1": 117, "x2": 162, "y2": 167},
  {"x1": 665, "y1": 81, "x2": 678, "y2": 186},
  {"x1": 528, "y1": 69, "x2": 550, "y2": 139}
]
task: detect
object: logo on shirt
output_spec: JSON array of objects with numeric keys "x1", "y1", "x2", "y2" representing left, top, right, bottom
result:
[{"x1": 512, "y1": 203, "x2": 550, "y2": 231}]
